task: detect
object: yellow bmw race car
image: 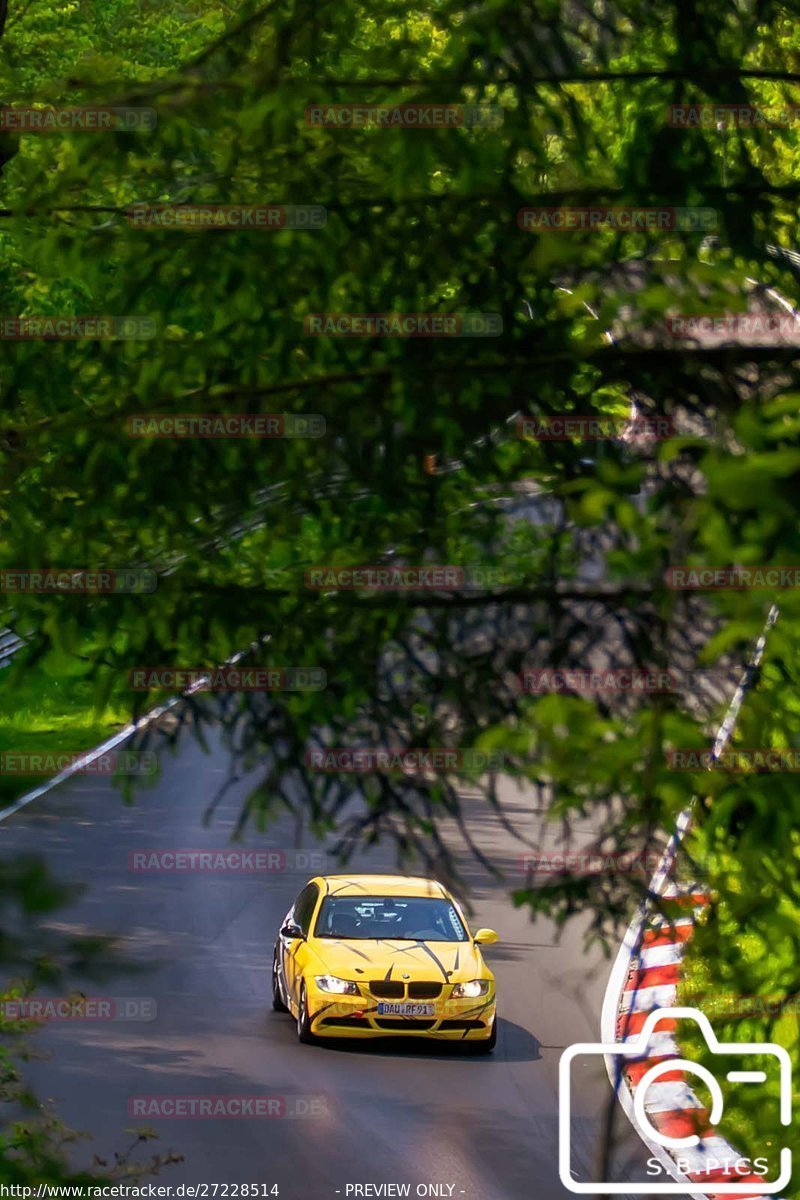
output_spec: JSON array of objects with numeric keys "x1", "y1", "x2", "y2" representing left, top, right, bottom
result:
[{"x1": 272, "y1": 874, "x2": 498, "y2": 1051}]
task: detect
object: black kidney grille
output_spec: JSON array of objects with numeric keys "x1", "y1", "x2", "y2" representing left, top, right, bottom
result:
[
  {"x1": 407, "y1": 982, "x2": 442, "y2": 999},
  {"x1": 370, "y1": 980, "x2": 405, "y2": 999}
]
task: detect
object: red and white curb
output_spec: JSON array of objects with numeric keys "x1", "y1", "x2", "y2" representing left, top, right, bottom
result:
[
  {"x1": 599, "y1": 607, "x2": 782, "y2": 1198},
  {"x1": 602, "y1": 885, "x2": 778, "y2": 1196}
]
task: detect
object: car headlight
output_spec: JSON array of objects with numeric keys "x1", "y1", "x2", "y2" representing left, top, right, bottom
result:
[
  {"x1": 451, "y1": 980, "x2": 490, "y2": 998},
  {"x1": 314, "y1": 975, "x2": 359, "y2": 995}
]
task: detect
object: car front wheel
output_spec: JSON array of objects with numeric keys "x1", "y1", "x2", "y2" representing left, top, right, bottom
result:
[
  {"x1": 296, "y1": 982, "x2": 316, "y2": 1044},
  {"x1": 272, "y1": 952, "x2": 288, "y2": 1013}
]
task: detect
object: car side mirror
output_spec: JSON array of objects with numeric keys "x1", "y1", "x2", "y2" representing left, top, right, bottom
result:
[
  {"x1": 474, "y1": 928, "x2": 499, "y2": 945},
  {"x1": 280, "y1": 920, "x2": 304, "y2": 940}
]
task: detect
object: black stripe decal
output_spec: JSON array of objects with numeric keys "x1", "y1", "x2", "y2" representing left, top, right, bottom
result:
[
  {"x1": 412, "y1": 941, "x2": 450, "y2": 981},
  {"x1": 382, "y1": 941, "x2": 427, "y2": 959},
  {"x1": 329, "y1": 880, "x2": 370, "y2": 895},
  {"x1": 333, "y1": 940, "x2": 372, "y2": 962},
  {"x1": 462, "y1": 998, "x2": 493, "y2": 1038}
]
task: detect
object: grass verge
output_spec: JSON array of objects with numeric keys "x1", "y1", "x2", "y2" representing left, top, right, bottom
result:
[{"x1": 0, "y1": 657, "x2": 128, "y2": 810}]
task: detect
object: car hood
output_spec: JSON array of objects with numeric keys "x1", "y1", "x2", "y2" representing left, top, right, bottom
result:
[{"x1": 309, "y1": 938, "x2": 489, "y2": 983}]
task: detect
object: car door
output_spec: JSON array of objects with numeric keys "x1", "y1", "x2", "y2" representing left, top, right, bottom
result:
[{"x1": 281, "y1": 882, "x2": 319, "y2": 1006}]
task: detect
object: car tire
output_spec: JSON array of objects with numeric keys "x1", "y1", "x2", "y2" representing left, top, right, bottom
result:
[
  {"x1": 272, "y1": 952, "x2": 288, "y2": 1013},
  {"x1": 468, "y1": 1017, "x2": 497, "y2": 1055},
  {"x1": 296, "y1": 982, "x2": 316, "y2": 1044}
]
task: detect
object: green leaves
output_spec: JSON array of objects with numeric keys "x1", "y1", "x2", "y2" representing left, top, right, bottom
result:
[{"x1": 1, "y1": 10, "x2": 800, "y2": 1184}]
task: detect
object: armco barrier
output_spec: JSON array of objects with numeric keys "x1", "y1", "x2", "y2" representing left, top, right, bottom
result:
[{"x1": 0, "y1": 628, "x2": 22, "y2": 667}]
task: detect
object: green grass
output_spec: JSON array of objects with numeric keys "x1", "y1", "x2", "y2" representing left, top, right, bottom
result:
[{"x1": 0, "y1": 663, "x2": 129, "y2": 809}]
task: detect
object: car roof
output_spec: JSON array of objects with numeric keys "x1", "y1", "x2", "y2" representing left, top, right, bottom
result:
[{"x1": 318, "y1": 874, "x2": 448, "y2": 898}]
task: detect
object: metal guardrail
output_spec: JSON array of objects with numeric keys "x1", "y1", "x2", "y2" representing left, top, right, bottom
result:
[
  {"x1": 766, "y1": 242, "x2": 800, "y2": 274},
  {"x1": 0, "y1": 628, "x2": 22, "y2": 668}
]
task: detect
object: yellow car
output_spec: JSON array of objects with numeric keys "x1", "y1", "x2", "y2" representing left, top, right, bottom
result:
[{"x1": 272, "y1": 873, "x2": 498, "y2": 1051}]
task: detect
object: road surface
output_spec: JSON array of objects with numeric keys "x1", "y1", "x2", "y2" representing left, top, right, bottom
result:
[{"x1": 0, "y1": 722, "x2": 647, "y2": 1199}]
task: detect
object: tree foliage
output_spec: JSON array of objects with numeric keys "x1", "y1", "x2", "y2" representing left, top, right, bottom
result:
[{"x1": 1, "y1": 0, "x2": 800, "y2": 1186}]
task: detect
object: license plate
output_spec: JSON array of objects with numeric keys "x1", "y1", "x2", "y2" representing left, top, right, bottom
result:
[{"x1": 377, "y1": 1002, "x2": 435, "y2": 1017}]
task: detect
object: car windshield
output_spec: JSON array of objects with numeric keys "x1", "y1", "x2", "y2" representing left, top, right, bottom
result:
[{"x1": 314, "y1": 895, "x2": 469, "y2": 942}]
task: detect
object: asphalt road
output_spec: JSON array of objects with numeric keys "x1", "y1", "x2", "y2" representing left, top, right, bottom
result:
[{"x1": 0, "y1": 724, "x2": 647, "y2": 1199}]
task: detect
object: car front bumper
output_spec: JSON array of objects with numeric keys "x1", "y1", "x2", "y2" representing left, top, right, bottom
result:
[{"x1": 306, "y1": 989, "x2": 497, "y2": 1040}]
